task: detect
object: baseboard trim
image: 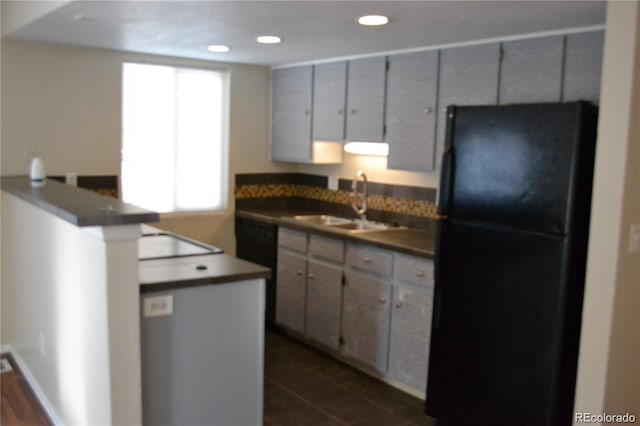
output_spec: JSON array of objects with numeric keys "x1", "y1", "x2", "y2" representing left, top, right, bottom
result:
[{"x1": 1, "y1": 344, "x2": 65, "y2": 426}]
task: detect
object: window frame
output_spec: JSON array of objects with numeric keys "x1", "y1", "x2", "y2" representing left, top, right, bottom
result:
[{"x1": 121, "y1": 61, "x2": 231, "y2": 215}]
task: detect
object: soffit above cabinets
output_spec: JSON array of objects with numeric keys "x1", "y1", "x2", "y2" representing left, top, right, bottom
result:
[{"x1": 1, "y1": 0, "x2": 605, "y2": 66}]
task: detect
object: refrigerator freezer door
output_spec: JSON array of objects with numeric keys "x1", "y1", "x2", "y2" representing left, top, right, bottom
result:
[
  {"x1": 442, "y1": 102, "x2": 596, "y2": 235},
  {"x1": 426, "y1": 220, "x2": 580, "y2": 426}
]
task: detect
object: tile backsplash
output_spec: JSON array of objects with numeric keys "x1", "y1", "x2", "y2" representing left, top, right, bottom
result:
[
  {"x1": 49, "y1": 175, "x2": 119, "y2": 198},
  {"x1": 235, "y1": 173, "x2": 439, "y2": 231}
]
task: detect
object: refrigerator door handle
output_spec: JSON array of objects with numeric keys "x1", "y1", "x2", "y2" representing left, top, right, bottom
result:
[
  {"x1": 433, "y1": 286, "x2": 443, "y2": 330},
  {"x1": 433, "y1": 219, "x2": 447, "y2": 330},
  {"x1": 437, "y1": 106, "x2": 456, "y2": 217},
  {"x1": 438, "y1": 145, "x2": 452, "y2": 217}
]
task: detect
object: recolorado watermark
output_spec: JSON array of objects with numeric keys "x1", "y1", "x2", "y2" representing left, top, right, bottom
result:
[{"x1": 576, "y1": 412, "x2": 637, "y2": 423}]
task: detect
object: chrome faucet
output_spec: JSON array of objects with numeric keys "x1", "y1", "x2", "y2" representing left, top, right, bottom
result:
[{"x1": 350, "y1": 170, "x2": 368, "y2": 221}]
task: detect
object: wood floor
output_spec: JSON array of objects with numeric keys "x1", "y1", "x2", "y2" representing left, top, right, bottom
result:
[
  {"x1": 1, "y1": 354, "x2": 51, "y2": 426},
  {"x1": 1, "y1": 335, "x2": 435, "y2": 426}
]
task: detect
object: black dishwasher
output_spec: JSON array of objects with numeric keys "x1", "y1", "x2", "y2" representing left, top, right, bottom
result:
[{"x1": 235, "y1": 216, "x2": 277, "y2": 327}]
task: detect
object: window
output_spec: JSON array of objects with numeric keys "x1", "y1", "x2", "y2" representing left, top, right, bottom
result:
[{"x1": 122, "y1": 62, "x2": 229, "y2": 213}]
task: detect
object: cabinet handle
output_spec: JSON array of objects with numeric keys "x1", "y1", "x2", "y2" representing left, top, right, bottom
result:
[
  {"x1": 337, "y1": 109, "x2": 343, "y2": 115},
  {"x1": 351, "y1": 108, "x2": 358, "y2": 114},
  {"x1": 424, "y1": 107, "x2": 432, "y2": 114},
  {"x1": 416, "y1": 270, "x2": 425, "y2": 278},
  {"x1": 363, "y1": 257, "x2": 371, "y2": 264},
  {"x1": 296, "y1": 270, "x2": 303, "y2": 276},
  {"x1": 308, "y1": 273, "x2": 314, "y2": 279},
  {"x1": 441, "y1": 107, "x2": 448, "y2": 112},
  {"x1": 305, "y1": 110, "x2": 310, "y2": 116},
  {"x1": 379, "y1": 297, "x2": 387, "y2": 304},
  {"x1": 395, "y1": 301, "x2": 403, "y2": 308}
]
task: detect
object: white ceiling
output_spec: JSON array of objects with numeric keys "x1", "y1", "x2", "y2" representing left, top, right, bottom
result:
[{"x1": 3, "y1": 0, "x2": 606, "y2": 66}]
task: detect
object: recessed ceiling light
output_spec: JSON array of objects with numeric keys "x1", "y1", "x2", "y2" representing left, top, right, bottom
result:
[
  {"x1": 207, "y1": 45, "x2": 230, "y2": 53},
  {"x1": 357, "y1": 15, "x2": 389, "y2": 26},
  {"x1": 256, "y1": 35, "x2": 282, "y2": 44}
]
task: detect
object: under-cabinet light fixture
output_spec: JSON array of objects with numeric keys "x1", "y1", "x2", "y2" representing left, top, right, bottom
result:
[{"x1": 344, "y1": 142, "x2": 389, "y2": 157}]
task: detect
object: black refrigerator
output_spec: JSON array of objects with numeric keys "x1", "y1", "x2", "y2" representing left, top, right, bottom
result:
[{"x1": 425, "y1": 102, "x2": 598, "y2": 426}]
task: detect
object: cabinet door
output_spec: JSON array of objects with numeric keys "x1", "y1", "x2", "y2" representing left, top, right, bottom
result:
[
  {"x1": 386, "y1": 51, "x2": 439, "y2": 171},
  {"x1": 342, "y1": 272, "x2": 392, "y2": 372},
  {"x1": 276, "y1": 250, "x2": 307, "y2": 333},
  {"x1": 306, "y1": 261, "x2": 343, "y2": 350},
  {"x1": 346, "y1": 57, "x2": 386, "y2": 142},
  {"x1": 312, "y1": 61, "x2": 347, "y2": 141},
  {"x1": 563, "y1": 31, "x2": 604, "y2": 103},
  {"x1": 389, "y1": 283, "x2": 433, "y2": 391},
  {"x1": 271, "y1": 66, "x2": 312, "y2": 162},
  {"x1": 437, "y1": 43, "x2": 500, "y2": 169},
  {"x1": 499, "y1": 36, "x2": 564, "y2": 104}
]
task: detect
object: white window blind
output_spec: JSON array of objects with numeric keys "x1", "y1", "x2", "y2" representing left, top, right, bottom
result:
[{"x1": 122, "y1": 62, "x2": 228, "y2": 213}]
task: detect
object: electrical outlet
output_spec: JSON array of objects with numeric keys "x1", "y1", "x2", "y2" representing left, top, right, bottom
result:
[
  {"x1": 65, "y1": 172, "x2": 78, "y2": 186},
  {"x1": 328, "y1": 175, "x2": 339, "y2": 190},
  {"x1": 143, "y1": 295, "x2": 174, "y2": 318}
]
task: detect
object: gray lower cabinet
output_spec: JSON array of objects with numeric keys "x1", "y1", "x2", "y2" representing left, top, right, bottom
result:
[
  {"x1": 276, "y1": 227, "x2": 436, "y2": 396},
  {"x1": 389, "y1": 283, "x2": 433, "y2": 391},
  {"x1": 389, "y1": 254, "x2": 434, "y2": 391},
  {"x1": 563, "y1": 31, "x2": 604, "y2": 103},
  {"x1": 312, "y1": 61, "x2": 347, "y2": 142},
  {"x1": 306, "y1": 261, "x2": 343, "y2": 350},
  {"x1": 271, "y1": 66, "x2": 313, "y2": 162},
  {"x1": 499, "y1": 36, "x2": 564, "y2": 104},
  {"x1": 342, "y1": 271, "x2": 392, "y2": 373},
  {"x1": 386, "y1": 51, "x2": 439, "y2": 171},
  {"x1": 276, "y1": 250, "x2": 307, "y2": 334},
  {"x1": 346, "y1": 56, "x2": 387, "y2": 142}
]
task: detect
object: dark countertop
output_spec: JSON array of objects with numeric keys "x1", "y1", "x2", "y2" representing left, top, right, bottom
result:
[
  {"x1": 1, "y1": 176, "x2": 159, "y2": 227},
  {"x1": 139, "y1": 254, "x2": 271, "y2": 293},
  {"x1": 236, "y1": 209, "x2": 436, "y2": 258}
]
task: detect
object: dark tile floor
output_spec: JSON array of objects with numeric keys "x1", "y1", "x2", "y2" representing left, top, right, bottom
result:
[{"x1": 264, "y1": 331, "x2": 436, "y2": 426}]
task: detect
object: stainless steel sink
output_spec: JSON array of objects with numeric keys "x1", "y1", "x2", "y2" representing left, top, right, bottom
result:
[
  {"x1": 289, "y1": 215, "x2": 403, "y2": 233},
  {"x1": 291, "y1": 215, "x2": 353, "y2": 225},
  {"x1": 328, "y1": 220, "x2": 392, "y2": 231}
]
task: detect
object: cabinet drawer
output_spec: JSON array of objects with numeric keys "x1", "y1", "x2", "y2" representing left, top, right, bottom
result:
[
  {"x1": 278, "y1": 228, "x2": 307, "y2": 253},
  {"x1": 394, "y1": 255, "x2": 434, "y2": 288},
  {"x1": 346, "y1": 245, "x2": 393, "y2": 277},
  {"x1": 309, "y1": 235, "x2": 344, "y2": 263}
]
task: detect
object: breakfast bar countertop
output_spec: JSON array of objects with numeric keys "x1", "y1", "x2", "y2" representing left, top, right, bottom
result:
[
  {"x1": 1, "y1": 176, "x2": 159, "y2": 227},
  {"x1": 236, "y1": 209, "x2": 436, "y2": 259},
  {"x1": 139, "y1": 253, "x2": 271, "y2": 293}
]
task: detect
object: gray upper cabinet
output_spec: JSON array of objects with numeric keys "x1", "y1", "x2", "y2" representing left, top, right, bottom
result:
[
  {"x1": 346, "y1": 57, "x2": 387, "y2": 142},
  {"x1": 499, "y1": 36, "x2": 564, "y2": 104},
  {"x1": 437, "y1": 43, "x2": 500, "y2": 163},
  {"x1": 312, "y1": 61, "x2": 347, "y2": 141},
  {"x1": 386, "y1": 51, "x2": 439, "y2": 171},
  {"x1": 271, "y1": 66, "x2": 313, "y2": 162},
  {"x1": 563, "y1": 31, "x2": 604, "y2": 103}
]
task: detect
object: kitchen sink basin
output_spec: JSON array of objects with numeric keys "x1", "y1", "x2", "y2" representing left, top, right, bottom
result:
[
  {"x1": 289, "y1": 215, "x2": 403, "y2": 233},
  {"x1": 328, "y1": 220, "x2": 392, "y2": 231},
  {"x1": 292, "y1": 215, "x2": 353, "y2": 225}
]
